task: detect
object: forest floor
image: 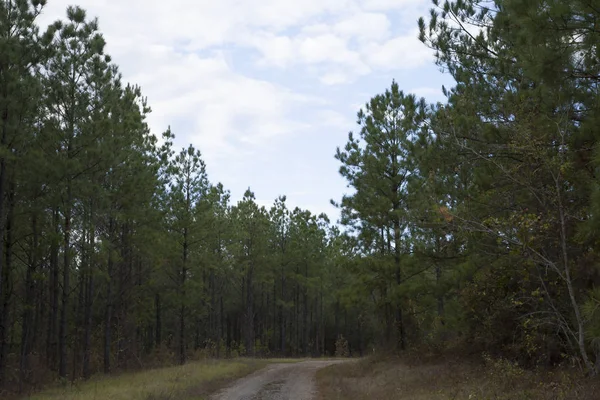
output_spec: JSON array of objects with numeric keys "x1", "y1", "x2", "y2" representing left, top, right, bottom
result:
[
  {"x1": 22, "y1": 358, "x2": 268, "y2": 400},
  {"x1": 316, "y1": 355, "x2": 600, "y2": 399}
]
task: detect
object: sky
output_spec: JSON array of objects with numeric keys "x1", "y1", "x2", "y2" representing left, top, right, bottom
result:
[{"x1": 37, "y1": 0, "x2": 454, "y2": 223}]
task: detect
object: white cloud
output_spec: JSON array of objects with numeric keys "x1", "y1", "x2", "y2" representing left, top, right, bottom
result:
[
  {"x1": 320, "y1": 71, "x2": 353, "y2": 85},
  {"x1": 248, "y1": 30, "x2": 371, "y2": 80},
  {"x1": 251, "y1": 34, "x2": 295, "y2": 68},
  {"x1": 362, "y1": 0, "x2": 423, "y2": 11},
  {"x1": 36, "y1": 0, "x2": 442, "y2": 220},
  {"x1": 301, "y1": 34, "x2": 349, "y2": 64},
  {"x1": 333, "y1": 12, "x2": 391, "y2": 41},
  {"x1": 244, "y1": 11, "x2": 430, "y2": 83},
  {"x1": 130, "y1": 49, "x2": 317, "y2": 163},
  {"x1": 364, "y1": 28, "x2": 433, "y2": 70},
  {"x1": 39, "y1": 0, "x2": 433, "y2": 86},
  {"x1": 40, "y1": 0, "x2": 357, "y2": 48},
  {"x1": 317, "y1": 110, "x2": 354, "y2": 129}
]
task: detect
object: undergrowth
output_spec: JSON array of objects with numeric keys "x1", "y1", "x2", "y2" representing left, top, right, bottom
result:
[
  {"x1": 21, "y1": 358, "x2": 266, "y2": 400},
  {"x1": 317, "y1": 353, "x2": 598, "y2": 400}
]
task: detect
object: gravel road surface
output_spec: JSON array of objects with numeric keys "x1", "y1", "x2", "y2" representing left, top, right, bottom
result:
[{"x1": 210, "y1": 360, "x2": 345, "y2": 400}]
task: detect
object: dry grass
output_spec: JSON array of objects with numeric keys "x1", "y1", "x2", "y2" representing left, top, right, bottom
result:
[
  {"x1": 258, "y1": 358, "x2": 307, "y2": 363},
  {"x1": 259, "y1": 357, "x2": 344, "y2": 363},
  {"x1": 21, "y1": 358, "x2": 267, "y2": 400},
  {"x1": 316, "y1": 355, "x2": 599, "y2": 400}
]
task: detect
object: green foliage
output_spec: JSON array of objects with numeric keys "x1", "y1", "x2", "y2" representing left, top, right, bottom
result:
[
  {"x1": 411, "y1": 0, "x2": 599, "y2": 373},
  {"x1": 582, "y1": 288, "x2": 600, "y2": 356},
  {"x1": 329, "y1": 0, "x2": 600, "y2": 375}
]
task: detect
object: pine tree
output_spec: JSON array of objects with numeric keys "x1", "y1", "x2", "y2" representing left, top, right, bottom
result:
[
  {"x1": 231, "y1": 189, "x2": 270, "y2": 356},
  {"x1": 166, "y1": 143, "x2": 208, "y2": 364},
  {"x1": 42, "y1": 5, "x2": 111, "y2": 377},
  {"x1": 334, "y1": 81, "x2": 428, "y2": 351},
  {"x1": 269, "y1": 195, "x2": 291, "y2": 354},
  {"x1": 202, "y1": 183, "x2": 231, "y2": 356},
  {"x1": 419, "y1": 0, "x2": 600, "y2": 373}
]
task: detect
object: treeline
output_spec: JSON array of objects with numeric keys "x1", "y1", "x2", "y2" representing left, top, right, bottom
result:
[
  {"x1": 333, "y1": 0, "x2": 600, "y2": 377},
  {"x1": 0, "y1": 1, "x2": 360, "y2": 393}
]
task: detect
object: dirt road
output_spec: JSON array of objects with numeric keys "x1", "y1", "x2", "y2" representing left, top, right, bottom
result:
[{"x1": 210, "y1": 360, "x2": 346, "y2": 400}]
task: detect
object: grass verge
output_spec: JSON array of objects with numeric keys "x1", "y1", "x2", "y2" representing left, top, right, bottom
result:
[
  {"x1": 260, "y1": 357, "x2": 343, "y2": 363},
  {"x1": 23, "y1": 358, "x2": 267, "y2": 400},
  {"x1": 316, "y1": 355, "x2": 599, "y2": 399}
]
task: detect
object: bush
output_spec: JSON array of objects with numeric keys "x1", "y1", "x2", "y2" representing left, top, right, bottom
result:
[{"x1": 335, "y1": 335, "x2": 349, "y2": 357}]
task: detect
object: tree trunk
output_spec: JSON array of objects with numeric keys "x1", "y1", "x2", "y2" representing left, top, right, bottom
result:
[
  {"x1": 245, "y1": 263, "x2": 255, "y2": 356},
  {"x1": 59, "y1": 196, "x2": 72, "y2": 378},
  {"x1": 295, "y1": 268, "x2": 299, "y2": 356},
  {"x1": 226, "y1": 314, "x2": 231, "y2": 357},
  {"x1": 83, "y1": 208, "x2": 94, "y2": 380},
  {"x1": 0, "y1": 108, "x2": 7, "y2": 385},
  {"x1": 320, "y1": 285, "x2": 324, "y2": 356},
  {"x1": 436, "y1": 263, "x2": 444, "y2": 320},
  {"x1": 194, "y1": 318, "x2": 201, "y2": 350},
  {"x1": 357, "y1": 313, "x2": 363, "y2": 357},
  {"x1": 435, "y1": 236, "x2": 444, "y2": 323},
  {"x1": 303, "y1": 262, "x2": 309, "y2": 356},
  {"x1": 34, "y1": 266, "x2": 44, "y2": 356},
  {"x1": 217, "y1": 294, "x2": 223, "y2": 358},
  {"x1": 179, "y1": 227, "x2": 188, "y2": 365},
  {"x1": 280, "y1": 264, "x2": 285, "y2": 355},
  {"x1": 334, "y1": 300, "x2": 339, "y2": 341},
  {"x1": 210, "y1": 270, "x2": 216, "y2": 347},
  {"x1": 72, "y1": 269, "x2": 84, "y2": 381},
  {"x1": 0, "y1": 186, "x2": 13, "y2": 386},
  {"x1": 104, "y1": 217, "x2": 114, "y2": 373},
  {"x1": 272, "y1": 277, "x2": 278, "y2": 353},
  {"x1": 556, "y1": 176, "x2": 594, "y2": 374},
  {"x1": 19, "y1": 214, "x2": 38, "y2": 389},
  {"x1": 154, "y1": 292, "x2": 161, "y2": 349},
  {"x1": 82, "y1": 272, "x2": 93, "y2": 379},
  {"x1": 47, "y1": 208, "x2": 60, "y2": 368},
  {"x1": 394, "y1": 218, "x2": 405, "y2": 351},
  {"x1": 0, "y1": 108, "x2": 7, "y2": 348}
]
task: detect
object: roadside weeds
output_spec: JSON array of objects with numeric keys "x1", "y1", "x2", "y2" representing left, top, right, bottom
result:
[
  {"x1": 21, "y1": 358, "x2": 267, "y2": 400},
  {"x1": 316, "y1": 355, "x2": 600, "y2": 400}
]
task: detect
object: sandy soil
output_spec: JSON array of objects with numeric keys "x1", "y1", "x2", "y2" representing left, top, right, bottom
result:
[{"x1": 210, "y1": 360, "x2": 346, "y2": 400}]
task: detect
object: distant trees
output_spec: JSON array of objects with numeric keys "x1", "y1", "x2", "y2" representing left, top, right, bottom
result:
[{"x1": 166, "y1": 144, "x2": 209, "y2": 365}]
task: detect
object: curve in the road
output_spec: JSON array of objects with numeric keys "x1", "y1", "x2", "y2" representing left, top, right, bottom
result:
[{"x1": 210, "y1": 360, "x2": 346, "y2": 400}]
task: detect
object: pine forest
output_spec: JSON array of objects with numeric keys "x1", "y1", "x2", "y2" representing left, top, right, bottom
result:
[{"x1": 1, "y1": 0, "x2": 600, "y2": 396}]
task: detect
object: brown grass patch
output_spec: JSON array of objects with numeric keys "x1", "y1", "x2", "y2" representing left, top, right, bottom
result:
[{"x1": 316, "y1": 355, "x2": 599, "y2": 399}]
